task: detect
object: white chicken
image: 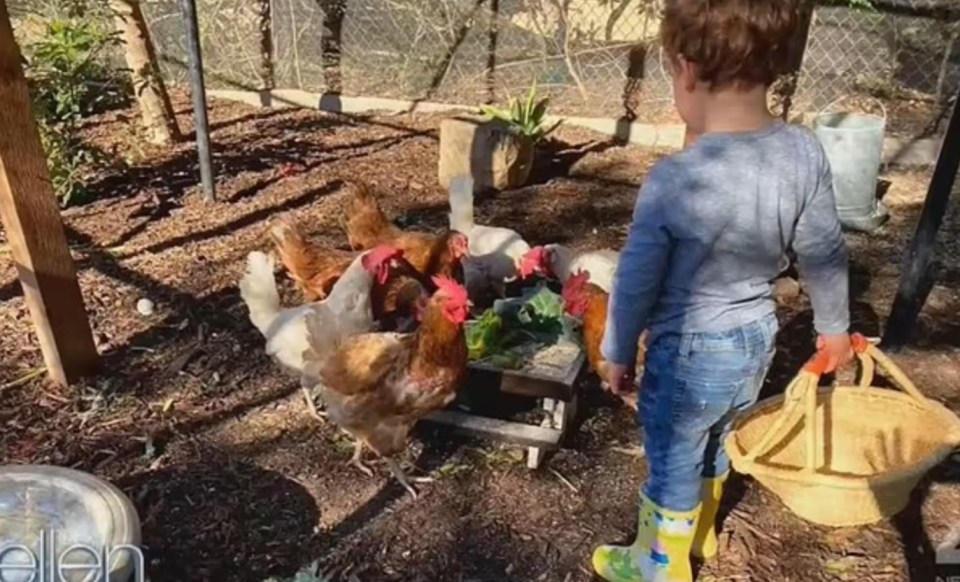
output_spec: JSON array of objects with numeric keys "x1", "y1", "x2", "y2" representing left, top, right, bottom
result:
[
  {"x1": 520, "y1": 244, "x2": 620, "y2": 293},
  {"x1": 448, "y1": 175, "x2": 531, "y2": 302},
  {"x1": 239, "y1": 245, "x2": 403, "y2": 418}
]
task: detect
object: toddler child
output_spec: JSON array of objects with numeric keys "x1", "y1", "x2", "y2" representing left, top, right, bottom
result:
[{"x1": 592, "y1": 1, "x2": 854, "y2": 581}]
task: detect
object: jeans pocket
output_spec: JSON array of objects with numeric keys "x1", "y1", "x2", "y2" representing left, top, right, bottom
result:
[{"x1": 669, "y1": 364, "x2": 744, "y2": 428}]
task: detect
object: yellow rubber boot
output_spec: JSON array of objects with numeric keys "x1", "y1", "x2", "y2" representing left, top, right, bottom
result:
[
  {"x1": 592, "y1": 492, "x2": 700, "y2": 582},
  {"x1": 690, "y1": 472, "x2": 729, "y2": 560}
]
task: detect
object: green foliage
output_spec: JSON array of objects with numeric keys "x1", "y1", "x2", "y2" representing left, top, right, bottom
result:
[
  {"x1": 21, "y1": 11, "x2": 126, "y2": 206},
  {"x1": 465, "y1": 282, "x2": 576, "y2": 369},
  {"x1": 465, "y1": 310, "x2": 527, "y2": 369},
  {"x1": 847, "y1": 0, "x2": 875, "y2": 9},
  {"x1": 466, "y1": 309, "x2": 506, "y2": 361},
  {"x1": 515, "y1": 284, "x2": 565, "y2": 336},
  {"x1": 478, "y1": 81, "x2": 561, "y2": 143},
  {"x1": 35, "y1": 118, "x2": 101, "y2": 206},
  {"x1": 26, "y1": 16, "x2": 125, "y2": 123}
]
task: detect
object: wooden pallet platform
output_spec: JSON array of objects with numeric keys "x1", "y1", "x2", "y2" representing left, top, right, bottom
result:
[{"x1": 423, "y1": 348, "x2": 586, "y2": 469}]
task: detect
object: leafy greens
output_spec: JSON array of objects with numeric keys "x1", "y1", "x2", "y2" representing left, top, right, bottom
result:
[{"x1": 464, "y1": 282, "x2": 581, "y2": 369}]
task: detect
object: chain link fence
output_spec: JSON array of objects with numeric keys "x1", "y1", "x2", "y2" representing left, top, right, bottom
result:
[
  {"x1": 794, "y1": 1, "x2": 960, "y2": 137},
  {"x1": 140, "y1": 0, "x2": 678, "y2": 121},
  {"x1": 8, "y1": 0, "x2": 960, "y2": 136}
]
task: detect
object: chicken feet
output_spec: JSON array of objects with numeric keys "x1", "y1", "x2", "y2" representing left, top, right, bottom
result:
[
  {"x1": 384, "y1": 458, "x2": 434, "y2": 500},
  {"x1": 302, "y1": 386, "x2": 327, "y2": 420},
  {"x1": 342, "y1": 440, "x2": 432, "y2": 499},
  {"x1": 347, "y1": 441, "x2": 375, "y2": 477}
]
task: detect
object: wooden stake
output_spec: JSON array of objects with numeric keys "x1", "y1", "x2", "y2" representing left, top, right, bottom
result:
[{"x1": 0, "y1": 0, "x2": 99, "y2": 385}]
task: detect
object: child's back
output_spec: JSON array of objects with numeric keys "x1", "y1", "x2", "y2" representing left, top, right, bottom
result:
[
  {"x1": 624, "y1": 122, "x2": 848, "y2": 340},
  {"x1": 600, "y1": 121, "x2": 849, "y2": 368}
]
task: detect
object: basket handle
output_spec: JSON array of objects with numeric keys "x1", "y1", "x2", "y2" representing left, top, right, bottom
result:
[
  {"x1": 741, "y1": 357, "x2": 821, "y2": 470},
  {"x1": 857, "y1": 340, "x2": 932, "y2": 408},
  {"x1": 741, "y1": 343, "x2": 842, "y2": 472},
  {"x1": 740, "y1": 333, "x2": 930, "y2": 473}
]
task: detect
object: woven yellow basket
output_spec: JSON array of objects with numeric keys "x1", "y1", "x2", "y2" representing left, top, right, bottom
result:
[{"x1": 725, "y1": 334, "x2": 960, "y2": 527}]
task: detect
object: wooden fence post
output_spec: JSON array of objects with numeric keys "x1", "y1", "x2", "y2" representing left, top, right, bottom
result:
[{"x1": 0, "y1": 0, "x2": 99, "y2": 385}]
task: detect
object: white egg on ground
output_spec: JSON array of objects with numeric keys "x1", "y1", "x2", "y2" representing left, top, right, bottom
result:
[{"x1": 136, "y1": 298, "x2": 155, "y2": 316}]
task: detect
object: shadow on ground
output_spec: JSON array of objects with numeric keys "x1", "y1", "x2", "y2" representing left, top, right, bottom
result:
[{"x1": 118, "y1": 454, "x2": 321, "y2": 582}]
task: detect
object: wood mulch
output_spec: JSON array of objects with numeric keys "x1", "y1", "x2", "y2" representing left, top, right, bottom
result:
[{"x1": 0, "y1": 91, "x2": 958, "y2": 581}]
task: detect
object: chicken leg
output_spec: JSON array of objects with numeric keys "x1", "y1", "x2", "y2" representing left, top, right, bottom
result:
[
  {"x1": 347, "y1": 440, "x2": 375, "y2": 477},
  {"x1": 302, "y1": 386, "x2": 327, "y2": 420},
  {"x1": 383, "y1": 457, "x2": 434, "y2": 500}
]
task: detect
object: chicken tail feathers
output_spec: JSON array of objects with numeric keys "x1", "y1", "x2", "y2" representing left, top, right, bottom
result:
[
  {"x1": 345, "y1": 180, "x2": 379, "y2": 213},
  {"x1": 269, "y1": 219, "x2": 317, "y2": 286},
  {"x1": 239, "y1": 251, "x2": 281, "y2": 335},
  {"x1": 268, "y1": 218, "x2": 305, "y2": 247},
  {"x1": 344, "y1": 181, "x2": 396, "y2": 242}
]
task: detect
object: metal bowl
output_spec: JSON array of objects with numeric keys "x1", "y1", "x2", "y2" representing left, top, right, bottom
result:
[{"x1": 0, "y1": 464, "x2": 141, "y2": 582}]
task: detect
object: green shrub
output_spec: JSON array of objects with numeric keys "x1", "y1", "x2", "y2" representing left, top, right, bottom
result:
[
  {"x1": 35, "y1": 118, "x2": 102, "y2": 206},
  {"x1": 26, "y1": 16, "x2": 126, "y2": 123},
  {"x1": 22, "y1": 12, "x2": 126, "y2": 206}
]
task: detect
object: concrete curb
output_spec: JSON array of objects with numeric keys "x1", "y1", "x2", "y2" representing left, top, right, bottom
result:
[
  {"x1": 207, "y1": 89, "x2": 688, "y2": 150},
  {"x1": 207, "y1": 89, "x2": 941, "y2": 166}
]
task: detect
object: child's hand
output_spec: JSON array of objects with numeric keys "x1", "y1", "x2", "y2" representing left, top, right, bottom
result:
[
  {"x1": 817, "y1": 333, "x2": 854, "y2": 373},
  {"x1": 602, "y1": 362, "x2": 636, "y2": 396}
]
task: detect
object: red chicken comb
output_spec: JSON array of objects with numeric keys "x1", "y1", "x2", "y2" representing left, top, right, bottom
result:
[
  {"x1": 562, "y1": 269, "x2": 590, "y2": 297},
  {"x1": 562, "y1": 270, "x2": 591, "y2": 317},
  {"x1": 519, "y1": 246, "x2": 548, "y2": 277},
  {"x1": 361, "y1": 245, "x2": 404, "y2": 271},
  {"x1": 525, "y1": 246, "x2": 547, "y2": 261},
  {"x1": 431, "y1": 275, "x2": 469, "y2": 306}
]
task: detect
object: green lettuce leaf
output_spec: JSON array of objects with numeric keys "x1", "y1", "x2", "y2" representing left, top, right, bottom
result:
[
  {"x1": 466, "y1": 283, "x2": 576, "y2": 369},
  {"x1": 465, "y1": 309, "x2": 504, "y2": 361}
]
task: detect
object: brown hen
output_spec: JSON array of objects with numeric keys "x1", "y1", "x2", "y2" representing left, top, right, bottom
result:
[
  {"x1": 300, "y1": 275, "x2": 471, "y2": 498},
  {"x1": 271, "y1": 216, "x2": 462, "y2": 332},
  {"x1": 341, "y1": 181, "x2": 469, "y2": 283},
  {"x1": 269, "y1": 220, "x2": 355, "y2": 302},
  {"x1": 562, "y1": 270, "x2": 647, "y2": 411}
]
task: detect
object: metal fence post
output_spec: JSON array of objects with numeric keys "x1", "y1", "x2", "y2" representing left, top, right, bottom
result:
[{"x1": 179, "y1": 0, "x2": 216, "y2": 203}]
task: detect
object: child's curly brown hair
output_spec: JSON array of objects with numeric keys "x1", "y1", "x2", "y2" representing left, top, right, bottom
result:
[{"x1": 660, "y1": 0, "x2": 799, "y2": 90}]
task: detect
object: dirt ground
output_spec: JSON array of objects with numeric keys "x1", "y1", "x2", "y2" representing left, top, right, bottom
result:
[{"x1": 1, "y1": 93, "x2": 959, "y2": 582}]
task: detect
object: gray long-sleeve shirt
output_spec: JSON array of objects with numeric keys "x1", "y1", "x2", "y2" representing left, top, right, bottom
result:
[{"x1": 601, "y1": 121, "x2": 850, "y2": 367}]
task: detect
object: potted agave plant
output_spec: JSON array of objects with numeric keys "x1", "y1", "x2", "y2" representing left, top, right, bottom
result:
[
  {"x1": 477, "y1": 81, "x2": 562, "y2": 188},
  {"x1": 438, "y1": 81, "x2": 561, "y2": 191}
]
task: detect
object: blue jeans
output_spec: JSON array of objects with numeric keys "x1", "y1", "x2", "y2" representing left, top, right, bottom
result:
[{"x1": 640, "y1": 313, "x2": 778, "y2": 512}]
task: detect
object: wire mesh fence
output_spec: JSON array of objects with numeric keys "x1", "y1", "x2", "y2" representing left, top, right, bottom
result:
[
  {"x1": 794, "y1": 2, "x2": 960, "y2": 137},
  {"x1": 139, "y1": 0, "x2": 678, "y2": 121},
  {"x1": 7, "y1": 0, "x2": 960, "y2": 136}
]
